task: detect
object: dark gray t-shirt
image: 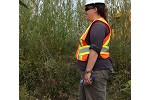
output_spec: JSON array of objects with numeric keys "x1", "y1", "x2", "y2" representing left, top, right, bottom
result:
[{"x1": 77, "y1": 21, "x2": 113, "y2": 71}]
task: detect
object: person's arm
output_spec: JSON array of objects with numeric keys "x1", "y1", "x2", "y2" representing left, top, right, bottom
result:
[{"x1": 84, "y1": 49, "x2": 98, "y2": 85}]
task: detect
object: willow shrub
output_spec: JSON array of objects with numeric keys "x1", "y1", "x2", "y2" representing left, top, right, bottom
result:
[
  {"x1": 20, "y1": 0, "x2": 131, "y2": 99},
  {"x1": 106, "y1": 0, "x2": 131, "y2": 99}
]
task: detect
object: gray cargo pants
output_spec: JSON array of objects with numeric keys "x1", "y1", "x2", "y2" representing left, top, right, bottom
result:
[{"x1": 78, "y1": 70, "x2": 111, "y2": 100}]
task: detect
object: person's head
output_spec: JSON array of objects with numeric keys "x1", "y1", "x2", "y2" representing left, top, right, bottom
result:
[{"x1": 84, "y1": 0, "x2": 108, "y2": 22}]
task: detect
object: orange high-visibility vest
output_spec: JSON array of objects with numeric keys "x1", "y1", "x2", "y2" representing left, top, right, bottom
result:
[{"x1": 76, "y1": 17, "x2": 111, "y2": 61}]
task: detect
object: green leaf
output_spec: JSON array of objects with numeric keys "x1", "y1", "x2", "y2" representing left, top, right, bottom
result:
[
  {"x1": 19, "y1": 0, "x2": 28, "y2": 9},
  {"x1": 128, "y1": 80, "x2": 131, "y2": 86}
]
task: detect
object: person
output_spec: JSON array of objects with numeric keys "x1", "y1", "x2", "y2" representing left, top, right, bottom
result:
[{"x1": 75, "y1": 0, "x2": 113, "y2": 100}]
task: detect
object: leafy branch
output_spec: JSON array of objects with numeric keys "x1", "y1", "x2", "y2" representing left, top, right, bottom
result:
[{"x1": 19, "y1": 0, "x2": 28, "y2": 9}]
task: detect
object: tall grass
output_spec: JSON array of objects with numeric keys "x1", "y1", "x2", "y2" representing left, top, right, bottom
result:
[{"x1": 20, "y1": 0, "x2": 131, "y2": 99}]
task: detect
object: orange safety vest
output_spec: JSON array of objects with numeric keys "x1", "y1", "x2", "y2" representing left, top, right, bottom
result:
[{"x1": 75, "y1": 17, "x2": 111, "y2": 61}]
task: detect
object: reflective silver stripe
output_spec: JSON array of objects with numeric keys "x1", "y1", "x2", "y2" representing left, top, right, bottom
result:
[
  {"x1": 101, "y1": 43, "x2": 109, "y2": 52},
  {"x1": 78, "y1": 46, "x2": 90, "y2": 60},
  {"x1": 79, "y1": 48, "x2": 90, "y2": 54},
  {"x1": 101, "y1": 48, "x2": 109, "y2": 52},
  {"x1": 78, "y1": 53, "x2": 80, "y2": 60},
  {"x1": 79, "y1": 46, "x2": 90, "y2": 55}
]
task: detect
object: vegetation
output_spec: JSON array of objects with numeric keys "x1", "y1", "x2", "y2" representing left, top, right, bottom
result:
[
  {"x1": 19, "y1": 0, "x2": 131, "y2": 99},
  {"x1": 19, "y1": 0, "x2": 28, "y2": 9}
]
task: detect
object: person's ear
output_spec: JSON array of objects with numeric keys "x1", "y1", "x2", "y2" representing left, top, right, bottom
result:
[{"x1": 94, "y1": 7, "x2": 97, "y2": 13}]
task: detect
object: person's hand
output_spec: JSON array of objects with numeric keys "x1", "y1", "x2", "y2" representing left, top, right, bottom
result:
[{"x1": 84, "y1": 73, "x2": 92, "y2": 85}]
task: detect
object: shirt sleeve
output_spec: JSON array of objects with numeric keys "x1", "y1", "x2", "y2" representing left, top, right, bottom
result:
[{"x1": 89, "y1": 21, "x2": 109, "y2": 54}]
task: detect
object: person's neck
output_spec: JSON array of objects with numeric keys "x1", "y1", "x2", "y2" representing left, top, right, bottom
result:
[{"x1": 92, "y1": 15, "x2": 101, "y2": 22}]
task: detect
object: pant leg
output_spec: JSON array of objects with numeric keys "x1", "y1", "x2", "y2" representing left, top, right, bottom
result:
[
  {"x1": 78, "y1": 70, "x2": 86, "y2": 100},
  {"x1": 78, "y1": 70, "x2": 110, "y2": 100},
  {"x1": 78, "y1": 84, "x2": 86, "y2": 100}
]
